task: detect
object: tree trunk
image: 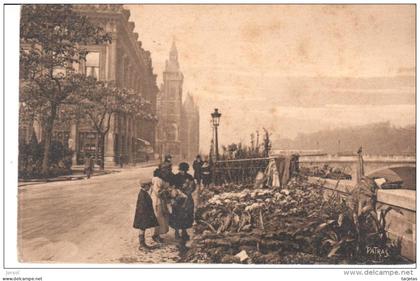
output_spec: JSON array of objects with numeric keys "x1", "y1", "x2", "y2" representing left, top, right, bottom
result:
[
  {"x1": 41, "y1": 103, "x2": 57, "y2": 177},
  {"x1": 99, "y1": 133, "x2": 106, "y2": 170},
  {"x1": 95, "y1": 134, "x2": 99, "y2": 166}
]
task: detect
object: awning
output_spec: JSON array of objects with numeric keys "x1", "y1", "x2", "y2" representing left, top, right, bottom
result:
[{"x1": 136, "y1": 138, "x2": 151, "y2": 146}]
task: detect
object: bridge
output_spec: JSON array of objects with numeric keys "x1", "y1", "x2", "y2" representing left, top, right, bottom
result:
[{"x1": 299, "y1": 154, "x2": 415, "y2": 187}]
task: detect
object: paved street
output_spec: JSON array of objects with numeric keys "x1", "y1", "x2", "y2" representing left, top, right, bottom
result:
[{"x1": 18, "y1": 166, "x2": 184, "y2": 263}]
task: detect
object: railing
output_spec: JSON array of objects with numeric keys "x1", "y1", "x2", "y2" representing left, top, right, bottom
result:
[
  {"x1": 212, "y1": 155, "x2": 299, "y2": 186},
  {"x1": 212, "y1": 157, "x2": 270, "y2": 185}
]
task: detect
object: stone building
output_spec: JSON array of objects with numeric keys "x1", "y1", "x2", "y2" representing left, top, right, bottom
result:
[
  {"x1": 19, "y1": 5, "x2": 159, "y2": 166},
  {"x1": 156, "y1": 41, "x2": 200, "y2": 162},
  {"x1": 181, "y1": 94, "x2": 200, "y2": 161}
]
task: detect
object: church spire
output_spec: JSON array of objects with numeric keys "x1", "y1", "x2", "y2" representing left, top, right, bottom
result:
[
  {"x1": 170, "y1": 39, "x2": 178, "y2": 59},
  {"x1": 165, "y1": 38, "x2": 180, "y2": 72}
]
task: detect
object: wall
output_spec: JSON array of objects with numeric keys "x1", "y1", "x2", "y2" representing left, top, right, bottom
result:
[{"x1": 307, "y1": 177, "x2": 416, "y2": 262}]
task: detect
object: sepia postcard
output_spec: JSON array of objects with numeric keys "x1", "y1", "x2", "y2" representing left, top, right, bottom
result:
[{"x1": 2, "y1": 2, "x2": 417, "y2": 281}]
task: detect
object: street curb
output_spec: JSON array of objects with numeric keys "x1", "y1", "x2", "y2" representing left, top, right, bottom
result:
[
  {"x1": 18, "y1": 170, "x2": 120, "y2": 187},
  {"x1": 17, "y1": 161, "x2": 159, "y2": 187}
]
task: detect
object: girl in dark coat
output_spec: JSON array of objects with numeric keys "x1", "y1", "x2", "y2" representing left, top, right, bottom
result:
[
  {"x1": 133, "y1": 182, "x2": 159, "y2": 250},
  {"x1": 169, "y1": 162, "x2": 196, "y2": 241}
]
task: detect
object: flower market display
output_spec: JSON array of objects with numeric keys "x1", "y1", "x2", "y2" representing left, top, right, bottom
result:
[{"x1": 181, "y1": 177, "x2": 407, "y2": 264}]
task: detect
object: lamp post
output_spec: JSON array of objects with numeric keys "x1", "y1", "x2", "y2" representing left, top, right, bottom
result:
[{"x1": 211, "y1": 108, "x2": 222, "y2": 161}]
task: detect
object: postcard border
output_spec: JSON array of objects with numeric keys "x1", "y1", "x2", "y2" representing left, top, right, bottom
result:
[{"x1": 2, "y1": 1, "x2": 417, "y2": 270}]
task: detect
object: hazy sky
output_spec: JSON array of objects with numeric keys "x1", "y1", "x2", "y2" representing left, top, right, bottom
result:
[{"x1": 127, "y1": 5, "x2": 415, "y2": 152}]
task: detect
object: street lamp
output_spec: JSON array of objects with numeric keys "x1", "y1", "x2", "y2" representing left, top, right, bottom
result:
[{"x1": 211, "y1": 108, "x2": 222, "y2": 160}]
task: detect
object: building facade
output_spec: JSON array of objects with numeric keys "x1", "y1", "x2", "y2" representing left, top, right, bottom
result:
[
  {"x1": 181, "y1": 94, "x2": 200, "y2": 161},
  {"x1": 156, "y1": 41, "x2": 200, "y2": 162},
  {"x1": 19, "y1": 5, "x2": 159, "y2": 166}
]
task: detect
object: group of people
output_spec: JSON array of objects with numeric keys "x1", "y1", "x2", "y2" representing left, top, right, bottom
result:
[{"x1": 133, "y1": 154, "x2": 211, "y2": 250}]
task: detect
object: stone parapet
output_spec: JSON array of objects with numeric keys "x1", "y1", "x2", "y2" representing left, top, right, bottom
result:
[{"x1": 307, "y1": 177, "x2": 416, "y2": 262}]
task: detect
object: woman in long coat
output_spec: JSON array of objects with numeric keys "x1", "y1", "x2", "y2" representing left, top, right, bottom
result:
[
  {"x1": 150, "y1": 165, "x2": 171, "y2": 242},
  {"x1": 169, "y1": 162, "x2": 196, "y2": 241},
  {"x1": 133, "y1": 182, "x2": 159, "y2": 249}
]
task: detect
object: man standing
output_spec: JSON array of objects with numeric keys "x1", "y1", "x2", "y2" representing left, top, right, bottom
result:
[
  {"x1": 192, "y1": 155, "x2": 203, "y2": 212},
  {"x1": 84, "y1": 154, "x2": 94, "y2": 179},
  {"x1": 119, "y1": 154, "x2": 124, "y2": 168},
  {"x1": 192, "y1": 155, "x2": 203, "y2": 186}
]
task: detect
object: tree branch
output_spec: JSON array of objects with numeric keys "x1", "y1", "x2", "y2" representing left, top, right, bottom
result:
[{"x1": 103, "y1": 112, "x2": 113, "y2": 135}]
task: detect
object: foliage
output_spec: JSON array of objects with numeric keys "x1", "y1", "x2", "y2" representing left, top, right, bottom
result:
[
  {"x1": 262, "y1": 127, "x2": 271, "y2": 157},
  {"x1": 184, "y1": 176, "x2": 406, "y2": 264},
  {"x1": 220, "y1": 129, "x2": 271, "y2": 160},
  {"x1": 20, "y1": 4, "x2": 111, "y2": 176},
  {"x1": 300, "y1": 164, "x2": 352, "y2": 180},
  {"x1": 77, "y1": 80, "x2": 155, "y2": 126},
  {"x1": 73, "y1": 79, "x2": 156, "y2": 168},
  {"x1": 20, "y1": 5, "x2": 111, "y2": 110},
  {"x1": 19, "y1": 138, "x2": 73, "y2": 179},
  {"x1": 314, "y1": 179, "x2": 403, "y2": 263},
  {"x1": 183, "y1": 177, "x2": 327, "y2": 263}
]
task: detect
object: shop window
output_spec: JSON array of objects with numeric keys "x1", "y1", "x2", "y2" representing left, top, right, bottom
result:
[{"x1": 78, "y1": 132, "x2": 97, "y2": 155}]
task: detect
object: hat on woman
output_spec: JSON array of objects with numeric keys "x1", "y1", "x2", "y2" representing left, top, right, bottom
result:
[{"x1": 178, "y1": 162, "x2": 189, "y2": 172}]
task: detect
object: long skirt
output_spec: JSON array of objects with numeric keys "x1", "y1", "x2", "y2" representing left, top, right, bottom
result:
[
  {"x1": 151, "y1": 197, "x2": 169, "y2": 235},
  {"x1": 169, "y1": 195, "x2": 195, "y2": 230}
]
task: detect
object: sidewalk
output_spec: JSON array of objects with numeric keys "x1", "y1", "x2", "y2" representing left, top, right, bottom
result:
[{"x1": 18, "y1": 160, "x2": 159, "y2": 187}]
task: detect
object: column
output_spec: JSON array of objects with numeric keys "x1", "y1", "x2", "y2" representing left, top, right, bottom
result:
[
  {"x1": 33, "y1": 119, "x2": 43, "y2": 143},
  {"x1": 69, "y1": 122, "x2": 78, "y2": 165},
  {"x1": 104, "y1": 113, "x2": 115, "y2": 166},
  {"x1": 125, "y1": 115, "x2": 131, "y2": 163},
  {"x1": 117, "y1": 115, "x2": 123, "y2": 164}
]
